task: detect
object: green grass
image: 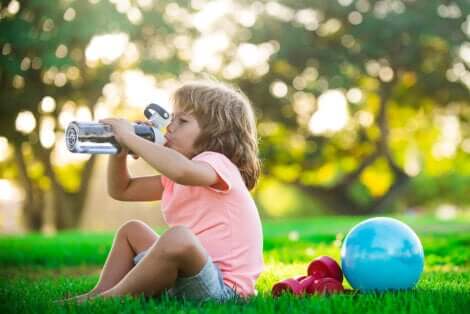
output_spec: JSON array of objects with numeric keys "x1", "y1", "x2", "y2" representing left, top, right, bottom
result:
[{"x1": 1, "y1": 215, "x2": 469, "y2": 313}]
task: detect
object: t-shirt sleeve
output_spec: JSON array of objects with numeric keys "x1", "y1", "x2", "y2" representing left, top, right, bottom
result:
[{"x1": 193, "y1": 152, "x2": 234, "y2": 193}]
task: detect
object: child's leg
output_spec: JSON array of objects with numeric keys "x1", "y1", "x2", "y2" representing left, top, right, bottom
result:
[
  {"x1": 60, "y1": 220, "x2": 158, "y2": 302},
  {"x1": 90, "y1": 220, "x2": 159, "y2": 295},
  {"x1": 97, "y1": 225, "x2": 208, "y2": 298}
]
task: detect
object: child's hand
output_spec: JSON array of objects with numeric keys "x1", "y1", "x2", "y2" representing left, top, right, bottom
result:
[
  {"x1": 127, "y1": 120, "x2": 154, "y2": 159},
  {"x1": 99, "y1": 118, "x2": 138, "y2": 158},
  {"x1": 114, "y1": 146, "x2": 140, "y2": 159},
  {"x1": 99, "y1": 118, "x2": 134, "y2": 144},
  {"x1": 134, "y1": 119, "x2": 153, "y2": 127}
]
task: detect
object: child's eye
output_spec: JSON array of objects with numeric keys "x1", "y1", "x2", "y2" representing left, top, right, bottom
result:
[{"x1": 179, "y1": 118, "x2": 188, "y2": 123}]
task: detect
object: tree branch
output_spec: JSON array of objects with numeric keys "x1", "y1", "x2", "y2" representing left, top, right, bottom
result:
[
  {"x1": 78, "y1": 155, "x2": 97, "y2": 198},
  {"x1": 335, "y1": 149, "x2": 382, "y2": 189},
  {"x1": 364, "y1": 171, "x2": 410, "y2": 213}
]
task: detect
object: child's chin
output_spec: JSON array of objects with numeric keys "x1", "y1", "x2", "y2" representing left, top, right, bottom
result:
[{"x1": 164, "y1": 143, "x2": 177, "y2": 151}]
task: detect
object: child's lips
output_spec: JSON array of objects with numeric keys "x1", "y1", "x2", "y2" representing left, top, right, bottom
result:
[{"x1": 164, "y1": 135, "x2": 172, "y2": 145}]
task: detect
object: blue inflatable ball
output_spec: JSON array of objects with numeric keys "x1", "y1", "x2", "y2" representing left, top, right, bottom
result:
[{"x1": 341, "y1": 217, "x2": 424, "y2": 292}]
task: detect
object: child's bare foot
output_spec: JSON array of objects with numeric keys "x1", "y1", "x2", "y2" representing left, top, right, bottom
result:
[{"x1": 54, "y1": 291, "x2": 98, "y2": 305}]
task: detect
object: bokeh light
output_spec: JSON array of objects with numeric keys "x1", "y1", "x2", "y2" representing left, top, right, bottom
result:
[
  {"x1": 15, "y1": 111, "x2": 36, "y2": 134},
  {"x1": 309, "y1": 90, "x2": 349, "y2": 135}
]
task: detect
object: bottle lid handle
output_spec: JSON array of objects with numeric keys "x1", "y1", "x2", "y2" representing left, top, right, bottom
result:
[{"x1": 144, "y1": 103, "x2": 170, "y2": 120}]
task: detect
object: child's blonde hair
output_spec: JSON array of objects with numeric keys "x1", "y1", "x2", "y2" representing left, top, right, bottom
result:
[{"x1": 171, "y1": 80, "x2": 260, "y2": 190}]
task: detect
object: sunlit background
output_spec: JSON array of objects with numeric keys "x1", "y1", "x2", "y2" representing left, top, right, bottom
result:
[{"x1": 0, "y1": 0, "x2": 469, "y2": 233}]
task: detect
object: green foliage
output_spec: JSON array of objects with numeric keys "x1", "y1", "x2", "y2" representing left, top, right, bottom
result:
[
  {"x1": 405, "y1": 173, "x2": 470, "y2": 207},
  {"x1": 247, "y1": 0, "x2": 470, "y2": 213},
  {"x1": 256, "y1": 177, "x2": 323, "y2": 217}
]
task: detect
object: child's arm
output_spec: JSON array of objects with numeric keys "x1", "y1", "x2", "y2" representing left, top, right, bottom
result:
[
  {"x1": 107, "y1": 151, "x2": 164, "y2": 201},
  {"x1": 101, "y1": 118, "x2": 221, "y2": 188},
  {"x1": 124, "y1": 133, "x2": 220, "y2": 187}
]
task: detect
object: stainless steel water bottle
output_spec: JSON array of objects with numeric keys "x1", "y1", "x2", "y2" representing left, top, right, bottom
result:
[{"x1": 65, "y1": 103, "x2": 170, "y2": 154}]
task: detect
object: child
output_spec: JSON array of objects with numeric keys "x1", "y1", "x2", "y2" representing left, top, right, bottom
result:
[{"x1": 67, "y1": 80, "x2": 263, "y2": 302}]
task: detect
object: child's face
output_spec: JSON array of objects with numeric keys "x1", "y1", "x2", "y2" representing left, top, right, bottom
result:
[{"x1": 164, "y1": 106, "x2": 201, "y2": 158}]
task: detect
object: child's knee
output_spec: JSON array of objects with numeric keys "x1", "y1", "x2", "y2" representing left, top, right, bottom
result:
[
  {"x1": 157, "y1": 226, "x2": 200, "y2": 258},
  {"x1": 117, "y1": 219, "x2": 148, "y2": 238},
  {"x1": 166, "y1": 226, "x2": 195, "y2": 245}
]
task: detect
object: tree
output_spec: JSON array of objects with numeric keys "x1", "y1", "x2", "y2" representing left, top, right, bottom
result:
[
  {"x1": 234, "y1": 0, "x2": 470, "y2": 214},
  {"x1": 1, "y1": 0, "x2": 469, "y2": 229},
  {"x1": 0, "y1": 0, "x2": 132, "y2": 229}
]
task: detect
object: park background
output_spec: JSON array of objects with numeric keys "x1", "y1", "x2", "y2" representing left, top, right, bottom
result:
[
  {"x1": 0, "y1": 0, "x2": 469, "y2": 233},
  {"x1": 0, "y1": 0, "x2": 469, "y2": 312}
]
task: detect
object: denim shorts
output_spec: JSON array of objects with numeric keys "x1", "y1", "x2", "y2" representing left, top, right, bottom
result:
[{"x1": 133, "y1": 250, "x2": 238, "y2": 302}]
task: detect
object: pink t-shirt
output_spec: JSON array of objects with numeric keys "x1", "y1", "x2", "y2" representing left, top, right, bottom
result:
[{"x1": 160, "y1": 151, "x2": 264, "y2": 297}]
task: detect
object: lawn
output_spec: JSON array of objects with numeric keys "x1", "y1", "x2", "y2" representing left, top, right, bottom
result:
[{"x1": 0, "y1": 215, "x2": 469, "y2": 313}]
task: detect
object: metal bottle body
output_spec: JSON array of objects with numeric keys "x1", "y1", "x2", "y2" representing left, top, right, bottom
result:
[
  {"x1": 65, "y1": 103, "x2": 170, "y2": 155},
  {"x1": 66, "y1": 122, "x2": 160, "y2": 154}
]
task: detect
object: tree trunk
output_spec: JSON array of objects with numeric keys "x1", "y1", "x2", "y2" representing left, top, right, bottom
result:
[
  {"x1": 13, "y1": 142, "x2": 44, "y2": 230},
  {"x1": 289, "y1": 80, "x2": 410, "y2": 215},
  {"x1": 33, "y1": 143, "x2": 97, "y2": 230},
  {"x1": 54, "y1": 155, "x2": 97, "y2": 230}
]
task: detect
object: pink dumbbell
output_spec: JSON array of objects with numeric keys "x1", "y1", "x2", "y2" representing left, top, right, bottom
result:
[
  {"x1": 271, "y1": 278, "x2": 304, "y2": 297},
  {"x1": 272, "y1": 272, "x2": 329, "y2": 297},
  {"x1": 307, "y1": 256, "x2": 343, "y2": 283},
  {"x1": 272, "y1": 256, "x2": 345, "y2": 297},
  {"x1": 305, "y1": 277, "x2": 345, "y2": 295}
]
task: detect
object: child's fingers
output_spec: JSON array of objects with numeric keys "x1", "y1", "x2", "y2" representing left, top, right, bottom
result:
[
  {"x1": 135, "y1": 120, "x2": 153, "y2": 127},
  {"x1": 130, "y1": 151, "x2": 139, "y2": 159},
  {"x1": 115, "y1": 147, "x2": 129, "y2": 158}
]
